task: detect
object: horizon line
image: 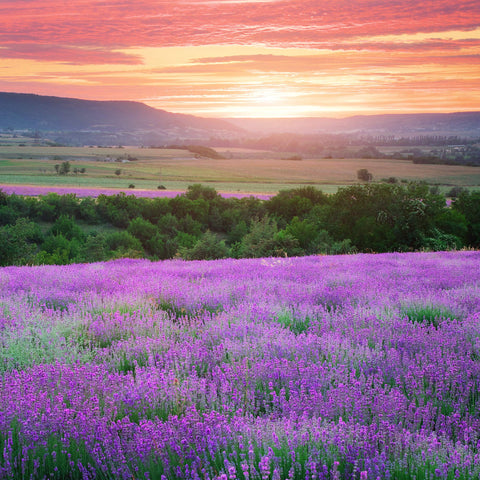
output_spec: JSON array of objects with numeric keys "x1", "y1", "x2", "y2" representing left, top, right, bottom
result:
[{"x1": 1, "y1": 90, "x2": 480, "y2": 120}]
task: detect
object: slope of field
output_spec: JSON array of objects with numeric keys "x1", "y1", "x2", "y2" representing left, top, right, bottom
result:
[{"x1": 1, "y1": 252, "x2": 480, "y2": 479}]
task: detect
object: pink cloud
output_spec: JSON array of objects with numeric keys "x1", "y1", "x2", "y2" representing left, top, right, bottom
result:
[
  {"x1": 0, "y1": 44, "x2": 142, "y2": 64},
  {"x1": 0, "y1": 0, "x2": 478, "y2": 55},
  {"x1": 153, "y1": 48, "x2": 480, "y2": 77},
  {"x1": 0, "y1": 0, "x2": 478, "y2": 116}
]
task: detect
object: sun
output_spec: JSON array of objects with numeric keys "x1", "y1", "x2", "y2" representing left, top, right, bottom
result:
[{"x1": 251, "y1": 88, "x2": 284, "y2": 105}]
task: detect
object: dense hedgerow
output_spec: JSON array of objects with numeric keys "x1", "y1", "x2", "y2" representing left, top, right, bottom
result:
[{"x1": 0, "y1": 183, "x2": 478, "y2": 266}]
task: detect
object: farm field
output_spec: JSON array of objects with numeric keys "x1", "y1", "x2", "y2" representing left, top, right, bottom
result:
[
  {"x1": 0, "y1": 184, "x2": 275, "y2": 200},
  {"x1": 1, "y1": 251, "x2": 480, "y2": 479},
  {"x1": 0, "y1": 143, "x2": 480, "y2": 195}
]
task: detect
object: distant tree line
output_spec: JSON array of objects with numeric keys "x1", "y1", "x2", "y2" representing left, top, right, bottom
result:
[
  {"x1": 54, "y1": 161, "x2": 86, "y2": 175},
  {"x1": 361, "y1": 135, "x2": 478, "y2": 146},
  {"x1": 208, "y1": 133, "x2": 480, "y2": 164},
  {"x1": 0, "y1": 183, "x2": 478, "y2": 266}
]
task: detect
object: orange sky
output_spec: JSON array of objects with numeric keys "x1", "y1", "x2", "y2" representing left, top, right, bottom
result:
[{"x1": 0, "y1": 0, "x2": 479, "y2": 117}]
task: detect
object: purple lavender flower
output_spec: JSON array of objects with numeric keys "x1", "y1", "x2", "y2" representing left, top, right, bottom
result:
[{"x1": 0, "y1": 251, "x2": 479, "y2": 478}]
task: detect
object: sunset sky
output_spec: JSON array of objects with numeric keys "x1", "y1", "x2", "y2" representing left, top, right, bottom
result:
[{"x1": 0, "y1": 0, "x2": 479, "y2": 118}]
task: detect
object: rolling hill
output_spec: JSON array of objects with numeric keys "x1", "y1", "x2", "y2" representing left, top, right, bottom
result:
[
  {"x1": 227, "y1": 112, "x2": 480, "y2": 137},
  {"x1": 1, "y1": 92, "x2": 480, "y2": 145},
  {"x1": 0, "y1": 92, "x2": 240, "y2": 145}
]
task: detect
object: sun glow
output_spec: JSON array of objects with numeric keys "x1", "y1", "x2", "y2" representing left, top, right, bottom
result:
[
  {"x1": 248, "y1": 87, "x2": 287, "y2": 106},
  {"x1": 1, "y1": 0, "x2": 479, "y2": 118}
]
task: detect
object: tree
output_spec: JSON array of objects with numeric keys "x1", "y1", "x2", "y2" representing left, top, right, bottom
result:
[
  {"x1": 180, "y1": 230, "x2": 229, "y2": 260},
  {"x1": 49, "y1": 215, "x2": 84, "y2": 241},
  {"x1": 105, "y1": 230, "x2": 143, "y2": 257},
  {"x1": 453, "y1": 190, "x2": 480, "y2": 246},
  {"x1": 54, "y1": 161, "x2": 71, "y2": 175},
  {"x1": 77, "y1": 233, "x2": 108, "y2": 263},
  {"x1": 185, "y1": 184, "x2": 219, "y2": 201},
  {"x1": 127, "y1": 217, "x2": 158, "y2": 249},
  {"x1": 146, "y1": 233, "x2": 178, "y2": 259},
  {"x1": 357, "y1": 168, "x2": 373, "y2": 182},
  {"x1": 267, "y1": 189, "x2": 314, "y2": 224},
  {"x1": 235, "y1": 216, "x2": 300, "y2": 258},
  {"x1": 38, "y1": 234, "x2": 81, "y2": 265},
  {"x1": 325, "y1": 183, "x2": 445, "y2": 252},
  {"x1": 284, "y1": 217, "x2": 319, "y2": 252},
  {"x1": 0, "y1": 218, "x2": 42, "y2": 266},
  {"x1": 59, "y1": 161, "x2": 71, "y2": 175}
]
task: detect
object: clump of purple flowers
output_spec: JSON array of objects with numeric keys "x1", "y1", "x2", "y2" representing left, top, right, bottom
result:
[{"x1": 0, "y1": 251, "x2": 479, "y2": 479}]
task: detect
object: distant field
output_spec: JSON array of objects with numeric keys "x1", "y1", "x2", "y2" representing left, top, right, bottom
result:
[{"x1": 1, "y1": 143, "x2": 480, "y2": 194}]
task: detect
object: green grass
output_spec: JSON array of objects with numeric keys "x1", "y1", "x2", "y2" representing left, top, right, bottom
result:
[
  {"x1": 0, "y1": 423, "x2": 109, "y2": 480},
  {"x1": 0, "y1": 316, "x2": 88, "y2": 372},
  {"x1": 0, "y1": 145, "x2": 188, "y2": 159},
  {"x1": 400, "y1": 303, "x2": 457, "y2": 327},
  {"x1": 154, "y1": 299, "x2": 224, "y2": 321},
  {"x1": 0, "y1": 174, "x2": 346, "y2": 194},
  {"x1": 1, "y1": 418, "x2": 472, "y2": 480},
  {"x1": 275, "y1": 311, "x2": 311, "y2": 334}
]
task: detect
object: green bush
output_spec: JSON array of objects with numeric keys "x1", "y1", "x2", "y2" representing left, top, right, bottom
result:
[
  {"x1": 0, "y1": 218, "x2": 42, "y2": 266},
  {"x1": 180, "y1": 230, "x2": 229, "y2": 260},
  {"x1": 127, "y1": 217, "x2": 158, "y2": 248},
  {"x1": 77, "y1": 233, "x2": 109, "y2": 263},
  {"x1": 146, "y1": 233, "x2": 178, "y2": 260},
  {"x1": 235, "y1": 216, "x2": 300, "y2": 258},
  {"x1": 453, "y1": 190, "x2": 480, "y2": 247},
  {"x1": 40, "y1": 234, "x2": 81, "y2": 265},
  {"x1": 50, "y1": 215, "x2": 85, "y2": 241},
  {"x1": 105, "y1": 230, "x2": 143, "y2": 254}
]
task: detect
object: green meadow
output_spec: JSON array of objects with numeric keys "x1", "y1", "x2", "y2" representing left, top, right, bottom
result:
[{"x1": 0, "y1": 140, "x2": 479, "y2": 194}]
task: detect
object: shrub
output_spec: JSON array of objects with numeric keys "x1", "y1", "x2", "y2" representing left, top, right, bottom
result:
[
  {"x1": 49, "y1": 215, "x2": 85, "y2": 241},
  {"x1": 0, "y1": 218, "x2": 42, "y2": 266},
  {"x1": 105, "y1": 230, "x2": 143, "y2": 254},
  {"x1": 185, "y1": 184, "x2": 219, "y2": 201},
  {"x1": 77, "y1": 233, "x2": 109, "y2": 263},
  {"x1": 127, "y1": 217, "x2": 158, "y2": 248},
  {"x1": 39, "y1": 234, "x2": 81, "y2": 265},
  {"x1": 180, "y1": 230, "x2": 229, "y2": 260},
  {"x1": 235, "y1": 216, "x2": 300, "y2": 258},
  {"x1": 146, "y1": 233, "x2": 178, "y2": 259},
  {"x1": 447, "y1": 186, "x2": 466, "y2": 198},
  {"x1": 357, "y1": 168, "x2": 373, "y2": 182}
]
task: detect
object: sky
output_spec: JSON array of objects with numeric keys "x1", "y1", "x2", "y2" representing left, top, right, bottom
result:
[{"x1": 0, "y1": 0, "x2": 479, "y2": 118}]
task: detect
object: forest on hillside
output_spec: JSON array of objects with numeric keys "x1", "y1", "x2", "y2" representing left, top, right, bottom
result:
[{"x1": 1, "y1": 183, "x2": 479, "y2": 266}]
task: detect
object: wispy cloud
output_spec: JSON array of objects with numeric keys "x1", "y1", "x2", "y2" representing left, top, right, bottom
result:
[
  {"x1": 0, "y1": 0, "x2": 479, "y2": 116},
  {"x1": 0, "y1": 44, "x2": 142, "y2": 65},
  {"x1": 1, "y1": 1, "x2": 479, "y2": 53}
]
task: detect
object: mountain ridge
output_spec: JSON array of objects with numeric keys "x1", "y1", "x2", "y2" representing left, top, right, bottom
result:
[
  {"x1": 0, "y1": 91, "x2": 238, "y2": 133},
  {"x1": 1, "y1": 92, "x2": 479, "y2": 142},
  {"x1": 225, "y1": 112, "x2": 480, "y2": 137}
]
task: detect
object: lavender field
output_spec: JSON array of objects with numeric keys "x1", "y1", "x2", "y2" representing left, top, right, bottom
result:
[
  {"x1": 1, "y1": 251, "x2": 480, "y2": 479},
  {"x1": 0, "y1": 185, "x2": 273, "y2": 200}
]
